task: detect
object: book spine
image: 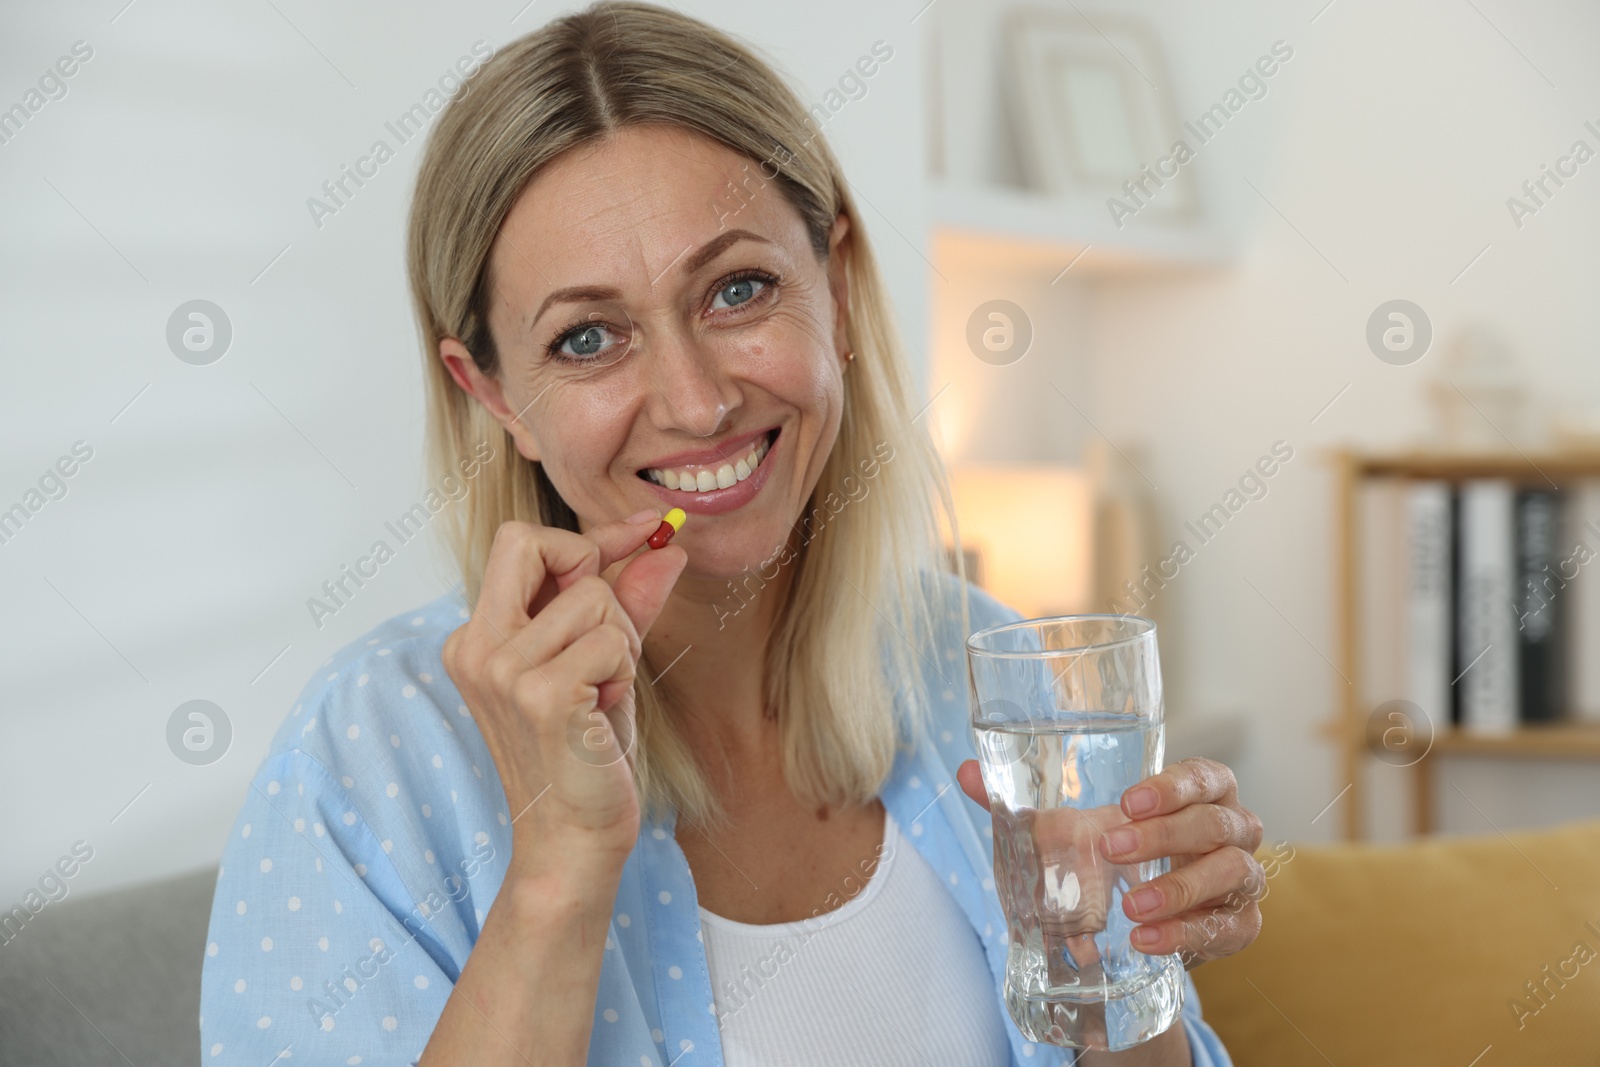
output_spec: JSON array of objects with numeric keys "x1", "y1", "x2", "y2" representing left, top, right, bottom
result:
[
  {"x1": 1458, "y1": 480, "x2": 1518, "y2": 734},
  {"x1": 1450, "y1": 487, "x2": 1463, "y2": 727},
  {"x1": 1515, "y1": 489, "x2": 1564, "y2": 723},
  {"x1": 1360, "y1": 479, "x2": 1408, "y2": 711},
  {"x1": 1567, "y1": 481, "x2": 1600, "y2": 723},
  {"x1": 1406, "y1": 482, "x2": 1452, "y2": 731}
]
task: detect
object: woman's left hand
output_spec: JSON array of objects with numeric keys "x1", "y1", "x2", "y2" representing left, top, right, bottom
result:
[{"x1": 956, "y1": 755, "x2": 1266, "y2": 969}]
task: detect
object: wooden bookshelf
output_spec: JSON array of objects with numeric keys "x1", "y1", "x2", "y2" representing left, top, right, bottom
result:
[
  {"x1": 1332, "y1": 448, "x2": 1600, "y2": 840},
  {"x1": 1356, "y1": 715, "x2": 1600, "y2": 759}
]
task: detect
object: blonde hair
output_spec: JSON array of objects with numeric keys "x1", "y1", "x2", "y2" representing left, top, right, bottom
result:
[{"x1": 406, "y1": 1, "x2": 957, "y2": 825}]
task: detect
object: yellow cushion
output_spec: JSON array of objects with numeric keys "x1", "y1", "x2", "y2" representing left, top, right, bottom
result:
[{"x1": 1191, "y1": 817, "x2": 1600, "y2": 1066}]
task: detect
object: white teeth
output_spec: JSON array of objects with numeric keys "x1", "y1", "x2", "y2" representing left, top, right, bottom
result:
[{"x1": 643, "y1": 433, "x2": 774, "y2": 491}]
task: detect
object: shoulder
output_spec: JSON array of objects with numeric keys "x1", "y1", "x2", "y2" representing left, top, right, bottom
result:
[
  {"x1": 918, "y1": 569, "x2": 1023, "y2": 670},
  {"x1": 956, "y1": 575, "x2": 1025, "y2": 635},
  {"x1": 201, "y1": 591, "x2": 510, "y2": 1058},
  {"x1": 250, "y1": 589, "x2": 510, "y2": 913},
  {"x1": 896, "y1": 572, "x2": 1020, "y2": 837},
  {"x1": 270, "y1": 589, "x2": 470, "y2": 755},
  {"x1": 909, "y1": 570, "x2": 1022, "y2": 734},
  {"x1": 268, "y1": 589, "x2": 480, "y2": 784}
]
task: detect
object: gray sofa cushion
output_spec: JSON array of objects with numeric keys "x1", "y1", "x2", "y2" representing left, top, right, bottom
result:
[{"x1": 0, "y1": 866, "x2": 215, "y2": 1067}]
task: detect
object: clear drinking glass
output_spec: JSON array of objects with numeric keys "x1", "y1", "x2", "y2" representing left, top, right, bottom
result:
[{"x1": 966, "y1": 614, "x2": 1183, "y2": 1051}]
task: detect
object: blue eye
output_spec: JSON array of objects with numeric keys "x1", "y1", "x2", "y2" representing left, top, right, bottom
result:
[
  {"x1": 550, "y1": 323, "x2": 620, "y2": 362},
  {"x1": 711, "y1": 276, "x2": 765, "y2": 310}
]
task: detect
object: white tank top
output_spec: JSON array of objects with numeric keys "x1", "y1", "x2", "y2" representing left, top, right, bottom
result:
[{"x1": 699, "y1": 811, "x2": 1012, "y2": 1066}]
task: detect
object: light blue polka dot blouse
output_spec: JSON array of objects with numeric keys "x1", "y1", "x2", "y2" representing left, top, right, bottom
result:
[{"x1": 199, "y1": 580, "x2": 1234, "y2": 1066}]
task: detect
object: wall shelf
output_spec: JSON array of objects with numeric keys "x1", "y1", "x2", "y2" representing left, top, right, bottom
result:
[
  {"x1": 1360, "y1": 714, "x2": 1600, "y2": 760},
  {"x1": 1350, "y1": 450, "x2": 1600, "y2": 481},
  {"x1": 930, "y1": 181, "x2": 1234, "y2": 277}
]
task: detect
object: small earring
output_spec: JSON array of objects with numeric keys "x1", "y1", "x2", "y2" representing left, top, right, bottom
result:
[{"x1": 845, "y1": 349, "x2": 856, "y2": 364}]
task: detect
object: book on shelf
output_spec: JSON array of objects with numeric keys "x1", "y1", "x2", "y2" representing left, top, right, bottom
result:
[
  {"x1": 1565, "y1": 482, "x2": 1600, "y2": 724},
  {"x1": 1457, "y1": 480, "x2": 1518, "y2": 733},
  {"x1": 1358, "y1": 478, "x2": 1407, "y2": 719},
  {"x1": 1515, "y1": 489, "x2": 1563, "y2": 723},
  {"x1": 1448, "y1": 484, "x2": 1463, "y2": 728},
  {"x1": 1366, "y1": 472, "x2": 1600, "y2": 734},
  {"x1": 1406, "y1": 481, "x2": 1452, "y2": 732}
]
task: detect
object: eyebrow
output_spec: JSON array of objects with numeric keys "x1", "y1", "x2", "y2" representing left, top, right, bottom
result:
[
  {"x1": 683, "y1": 228, "x2": 773, "y2": 275},
  {"x1": 527, "y1": 285, "x2": 619, "y2": 335},
  {"x1": 526, "y1": 228, "x2": 774, "y2": 332}
]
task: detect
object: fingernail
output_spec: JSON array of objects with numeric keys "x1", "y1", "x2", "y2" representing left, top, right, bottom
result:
[
  {"x1": 1106, "y1": 828, "x2": 1138, "y2": 857},
  {"x1": 1131, "y1": 924, "x2": 1160, "y2": 947},
  {"x1": 1126, "y1": 787, "x2": 1158, "y2": 816},
  {"x1": 624, "y1": 509, "x2": 659, "y2": 524},
  {"x1": 1128, "y1": 886, "x2": 1162, "y2": 915}
]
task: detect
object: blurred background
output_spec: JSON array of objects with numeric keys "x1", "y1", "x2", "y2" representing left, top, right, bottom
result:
[
  {"x1": 4, "y1": 1, "x2": 1600, "y2": 1059},
  {"x1": 7, "y1": 0, "x2": 1600, "y2": 897}
]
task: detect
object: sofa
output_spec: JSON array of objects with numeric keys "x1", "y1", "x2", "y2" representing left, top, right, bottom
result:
[
  {"x1": 0, "y1": 866, "x2": 213, "y2": 1065},
  {"x1": 1192, "y1": 815, "x2": 1600, "y2": 1065},
  {"x1": 5, "y1": 817, "x2": 1598, "y2": 1066}
]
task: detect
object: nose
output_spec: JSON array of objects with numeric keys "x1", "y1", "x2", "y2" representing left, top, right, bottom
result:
[{"x1": 641, "y1": 324, "x2": 740, "y2": 439}]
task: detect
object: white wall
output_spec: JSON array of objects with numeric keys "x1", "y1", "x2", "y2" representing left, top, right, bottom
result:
[
  {"x1": 0, "y1": 0, "x2": 928, "y2": 902},
  {"x1": 930, "y1": 0, "x2": 1600, "y2": 843}
]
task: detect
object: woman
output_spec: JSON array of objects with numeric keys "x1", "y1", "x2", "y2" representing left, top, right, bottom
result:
[{"x1": 200, "y1": 4, "x2": 1263, "y2": 1064}]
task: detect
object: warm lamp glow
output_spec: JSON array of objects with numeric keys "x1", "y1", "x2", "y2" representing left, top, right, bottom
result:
[{"x1": 949, "y1": 465, "x2": 1093, "y2": 617}]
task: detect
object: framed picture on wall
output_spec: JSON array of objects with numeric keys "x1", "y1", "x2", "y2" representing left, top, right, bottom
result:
[{"x1": 1002, "y1": 8, "x2": 1196, "y2": 222}]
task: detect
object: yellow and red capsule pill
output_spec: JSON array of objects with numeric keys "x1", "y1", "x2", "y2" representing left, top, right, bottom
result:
[{"x1": 648, "y1": 507, "x2": 686, "y2": 549}]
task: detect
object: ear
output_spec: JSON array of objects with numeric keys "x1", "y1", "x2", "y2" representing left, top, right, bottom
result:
[
  {"x1": 438, "y1": 336, "x2": 542, "y2": 463},
  {"x1": 824, "y1": 212, "x2": 852, "y2": 369}
]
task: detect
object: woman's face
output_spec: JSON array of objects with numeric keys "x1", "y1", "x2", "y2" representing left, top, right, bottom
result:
[{"x1": 444, "y1": 124, "x2": 851, "y2": 581}]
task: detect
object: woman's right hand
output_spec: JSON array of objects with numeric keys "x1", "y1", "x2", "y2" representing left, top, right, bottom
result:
[
  {"x1": 441, "y1": 511, "x2": 687, "y2": 877},
  {"x1": 422, "y1": 512, "x2": 683, "y2": 1067}
]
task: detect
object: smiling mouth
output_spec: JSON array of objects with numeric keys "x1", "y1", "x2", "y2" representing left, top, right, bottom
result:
[{"x1": 639, "y1": 429, "x2": 778, "y2": 492}]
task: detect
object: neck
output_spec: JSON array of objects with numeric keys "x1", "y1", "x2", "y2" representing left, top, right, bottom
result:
[{"x1": 642, "y1": 559, "x2": 793, "y2": 758}]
